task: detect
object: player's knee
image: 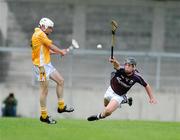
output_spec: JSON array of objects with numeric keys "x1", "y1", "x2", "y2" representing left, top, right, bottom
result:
[
  {"x1": 104, "y1": 99, "x2": 109, "y2": 107},
  {"x1": 57, "y1": 78, "x2": 64, "y2": 86},
  {"x1": 104, "y1": 102, "x2": 109, "y2": 107},
  {"x1": 61, "y1": 79, "x2": 64, "y2": 85}
]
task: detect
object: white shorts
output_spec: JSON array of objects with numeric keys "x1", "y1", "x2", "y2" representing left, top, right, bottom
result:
[
  {"x1": 33, "y1": 63, "x2": 56, "y2": 81},
  {"x1": 104, "y1": 86, "x2": 128, "y2": 107}
]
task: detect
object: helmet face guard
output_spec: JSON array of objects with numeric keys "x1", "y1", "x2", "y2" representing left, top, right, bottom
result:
[{"x1": 124, "y1": 57, "x2": 137, "y2": 67}]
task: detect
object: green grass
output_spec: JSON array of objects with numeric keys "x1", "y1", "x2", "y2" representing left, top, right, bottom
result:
[{"x1": 0, "y1": 118, "x2": 180, "y2": 140}]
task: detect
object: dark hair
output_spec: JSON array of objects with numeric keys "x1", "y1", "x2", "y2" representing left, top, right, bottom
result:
[{"x1": 9, "y1": 93, "x2": 14, "y2": 97}]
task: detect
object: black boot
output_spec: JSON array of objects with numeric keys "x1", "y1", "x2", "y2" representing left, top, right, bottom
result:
[
  {"x1": 87, "y1": 115, "x2": 99, "y2": 121},
  {"x1": 58, "y1": 105, "x2": 74, "y2": 113},
  {"x1": 40, "y1": 116, "x2": 57, "y2": 124},
  {"x1": 127, "y1": 97, "x2": 133, "y2": 106}
]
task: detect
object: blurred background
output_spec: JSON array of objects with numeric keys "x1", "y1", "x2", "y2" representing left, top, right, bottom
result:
[{"x1": 0, "y1": 0, "x2": 180, "y2": 121}]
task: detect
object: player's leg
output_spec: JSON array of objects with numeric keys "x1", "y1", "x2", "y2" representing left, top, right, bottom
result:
[
  {"x1": 101, "y1": 99, "x2": 119, "y2": 118},
  {"x1": 50, "y1": 70, "x2": 64, "y2": 104},
  {"x1": 39, "y1": 81, "x2": 56, "y2": 124},
  {"x1": 87, "y1": 99, "x2": 119, "y2": 121},
  {"x1": 39, "y1": 81, "x2": 48, "y2": 119},
  {"x1": 103, "y1": 86, "x2": 113, "y2": 107},
  {"x1": 50, "y1": 70, "x2": 74, "y2": 113},
  {"x1": 87, "y1": 86, "x2": 134, "y2": 121},
  {"x1": 34, "y1": 65, "x2": 56, "y2": 124},
  {"x1": 88, "y1": 86, "x2": 119, "y2": 121}
]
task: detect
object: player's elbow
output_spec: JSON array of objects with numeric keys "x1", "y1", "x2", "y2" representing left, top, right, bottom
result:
[{"x1": 57, "y1": 78, "x2": 64, "y2": 86}]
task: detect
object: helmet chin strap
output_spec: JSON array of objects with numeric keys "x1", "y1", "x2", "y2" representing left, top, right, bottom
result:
[
  {"x1": 40, "y1": 26, "x2": 49, "y2": 36},
  {"x1": 39, "y1": 25, "x2": 47, "y2": 32}
]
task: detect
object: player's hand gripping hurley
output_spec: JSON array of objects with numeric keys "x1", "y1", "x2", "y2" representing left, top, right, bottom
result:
[
  {"x1": 67, "y1": 39, "x2": 80, "y2": 52},
  {"x1": 111, "y1": 20, "x2": 118, "y2": 59},
  {"x1": 59, "y1": 39, "x2": 79, "y2": 60}
]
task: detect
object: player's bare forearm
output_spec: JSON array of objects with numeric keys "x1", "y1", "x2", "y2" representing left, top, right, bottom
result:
[
  {"x1": 145, "y1": 84, "x2": 153, "y2": 98},
  {"x1": 109, "y1": 57, "x2": 120, "y2": 70},
  {"x1": 49, "y1": 44, "x2": 62, "y2": 54},
  {"x1": 50, "y1": 49, "x2": 58, "y2": 54},
  {"x1": 145, "y1": 84, "x2": 157, "y2": 104},
  {"x1": 49, "y1": 44, "x2": 66, "y2": 56}
]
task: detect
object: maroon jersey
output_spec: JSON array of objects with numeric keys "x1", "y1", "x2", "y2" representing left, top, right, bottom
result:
[{"x1": 110, "y1": 68, "x2": 147, "y2": 96}]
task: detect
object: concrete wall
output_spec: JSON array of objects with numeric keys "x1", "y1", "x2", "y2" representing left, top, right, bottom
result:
[{"x1": 0, "y1": 84, "x2": 180, "y2": 122}]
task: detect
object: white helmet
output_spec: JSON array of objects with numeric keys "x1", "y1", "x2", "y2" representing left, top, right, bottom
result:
[{"x1": 39, "y1": 17, "x2": 54, "y2": 29}]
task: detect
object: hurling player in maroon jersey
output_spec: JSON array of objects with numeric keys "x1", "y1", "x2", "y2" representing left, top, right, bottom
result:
[{"x1": 87, "y1": 57, "x2": 157, "y2": 121}]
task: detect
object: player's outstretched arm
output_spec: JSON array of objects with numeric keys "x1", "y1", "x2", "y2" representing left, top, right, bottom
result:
[
  {"x1": 50, "y1": 49, "x2": 57, "y2": 54},
  {"x1": 109, "y1": 57, "x2": 120, "y2": 70},
  {"x1": 145, "y1": 84, "x2": 157, "y2": 104},
  {"x1": 49, "y1": 44, "x2": 67, "y2": 56}
]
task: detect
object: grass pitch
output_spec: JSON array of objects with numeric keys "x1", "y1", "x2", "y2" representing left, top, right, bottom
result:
[{"x1": 0, "y1": 118, "x2": 180, "y2": 140}]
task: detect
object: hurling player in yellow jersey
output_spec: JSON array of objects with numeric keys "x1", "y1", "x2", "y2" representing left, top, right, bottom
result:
[{"x1": 31, "y1": 18, "x2": 74, "y2": 124}]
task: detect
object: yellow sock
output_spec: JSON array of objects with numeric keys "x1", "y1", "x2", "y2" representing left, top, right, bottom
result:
[
  {"x1": 41, "y1": 108, "x2": 48, "y2": 119},
  {"x1": 58, "y1": 99, "x2": 65, "y2": 110}
]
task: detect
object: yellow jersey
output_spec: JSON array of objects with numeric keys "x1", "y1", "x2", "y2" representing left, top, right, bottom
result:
[{"x1": 31, "y1": 28, "x2": 53, "y2": 66}]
